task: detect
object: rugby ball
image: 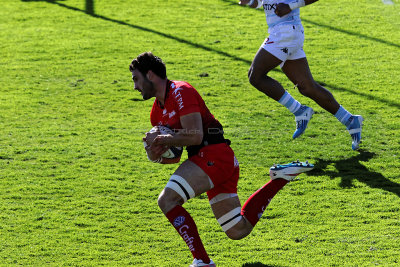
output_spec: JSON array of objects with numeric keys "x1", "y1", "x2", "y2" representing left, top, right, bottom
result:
[{"x1": 146, "y1": 126, "x2": 183, "y2": 159}]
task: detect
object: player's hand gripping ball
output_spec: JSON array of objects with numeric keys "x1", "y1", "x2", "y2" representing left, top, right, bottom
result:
[{"x1": 143, "y1": 126, "x2": 183, "y2": 159}]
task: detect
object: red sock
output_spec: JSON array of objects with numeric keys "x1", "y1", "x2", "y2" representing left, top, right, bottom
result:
[
  {"x1": 241, "y1": 178, "x2": 288, "y2": 226},
  {"x1": 165, "y1": 205, "x2": 210, "y2": 263}
]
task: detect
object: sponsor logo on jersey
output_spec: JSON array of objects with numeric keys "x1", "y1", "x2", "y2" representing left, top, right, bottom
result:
[
  {"x1": 173, "y1": 87, "x2": 184, "y2": 110},
  {"x1": 173, "y1": 87, "x2": 184, "y2": 94},
  {"x1": 264, "y1": 3, "x2": 277, "y2": 10},
  {"x1": 173, "y1": 216, "x2": 185, "y2": 227},
  {"x1": 169, "y1": 110, "x2": 176, "y2": 118},
  {"x1": 264, "y1": 38, "x2": 274, "y2": 45}
]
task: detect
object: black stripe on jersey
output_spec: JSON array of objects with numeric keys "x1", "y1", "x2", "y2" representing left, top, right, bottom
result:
[{"x1": 171, "y1": 179, "x2": 190, "y2": 200}]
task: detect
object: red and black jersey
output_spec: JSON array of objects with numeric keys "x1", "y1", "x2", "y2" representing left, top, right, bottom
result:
[{"x1": 150, "y1": 80, "x2": 226, "y2": 157}]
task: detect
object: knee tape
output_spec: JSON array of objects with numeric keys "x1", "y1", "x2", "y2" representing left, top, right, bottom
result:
[
  {"x1": 209, "y1": 193, "x2": 238, "y2": 205},
  {"x1": 165, "y1": 175, "x2": 195, "y2": 203},
  {"x1": 217, "y1": 207, "x2": 242, "y2": 232}
]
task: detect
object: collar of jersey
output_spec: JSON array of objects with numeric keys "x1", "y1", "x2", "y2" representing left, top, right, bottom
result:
[{"x1": 157, "y1": 79, "x2": 172, "y2": 109}]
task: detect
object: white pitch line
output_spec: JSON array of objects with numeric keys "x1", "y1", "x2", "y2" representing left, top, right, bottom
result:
[{"x1": 382, "y1": 0, "x2": 394, "y2": 5}]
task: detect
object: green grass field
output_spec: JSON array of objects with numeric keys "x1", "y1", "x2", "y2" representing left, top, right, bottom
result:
[{"x1": 1, "y1": 0, "x2": 400, "y2": 266}]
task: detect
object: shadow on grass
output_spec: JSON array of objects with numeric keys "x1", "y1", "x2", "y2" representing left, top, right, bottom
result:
[
  {"x1": 221, "y1": 0, "x2": 400, "y2": 49},
  {"x1": 301, "y1": 18, "x2": 400, "y2": 49},
  {"x1": 321, "y1": 82, "x2": 400, "y2": 110},
  {"x1": 22, "y1": 0, "x2": 94, "y2": 14},
  {"x1": 21, "y1": 0, "x2": 254, "y2": 66},
  {"x1": 311, "y1": 150, "x2": 400, "y2": 198},
  {"x1": 20, "y1": 0, "x2": 400, "y2": 110}
]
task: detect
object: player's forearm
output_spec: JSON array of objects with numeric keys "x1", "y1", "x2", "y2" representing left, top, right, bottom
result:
[
  {"x1": 248, "y1": 0, "x2": 259, "y2": 8},
  {"x1": 288, "y1": 0, "x2": 318, "y2": 10},
  {"x1": 154, "y1": 130, "x2": 203, "y2": 147},
  {"x1": 168, "y1": 130, "x2": 203, "y2": 147},
  {"x1": 239, "y1": 0, "x2": 262, "y2": 9}
]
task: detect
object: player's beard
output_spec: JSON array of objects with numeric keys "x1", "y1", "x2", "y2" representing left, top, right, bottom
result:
[{"x1": 141, "y1": 78, "x2": 156, "y2": 100}]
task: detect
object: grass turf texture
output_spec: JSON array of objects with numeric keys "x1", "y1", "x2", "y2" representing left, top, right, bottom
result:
[{"x1": 1, "y1": 0, "x2": 400, "y2": 266}]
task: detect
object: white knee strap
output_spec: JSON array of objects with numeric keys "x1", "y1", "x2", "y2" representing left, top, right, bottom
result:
[
  {"x1": 209, "y1": 193, "x2": 238, "y2": 205},
  {"x1": 165, "y1": 175, "x2": 195, "y2": 203},
  {"x1": 217, "y1": 207, "x2": 242, "y2": 232}
]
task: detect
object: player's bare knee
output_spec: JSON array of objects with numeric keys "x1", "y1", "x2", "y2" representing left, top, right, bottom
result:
[
  {"x1": 159, "y1": 174, "x2": 196, "y2": 213},
  {"x1": 297, "y1": 80, "x2": 317, "y2": 97},
  {"x1": 248, "y1": 68, "x2": 263, "y2": 87},
  {"x1": 225, "y1": 225, "x2": 252, "y2": 240},
  {"x1": 248, "y1": 68, "x2": 256, "y2": 85},
  {"x1": 217, "y1": 207, "x2": 252, "y2": 240},
  {"x1": 158, "y1": 189, "x2": 184, "y2": 214},
  {"x1": 247, "y1": 67, "x2": 252, "y2": 80}
]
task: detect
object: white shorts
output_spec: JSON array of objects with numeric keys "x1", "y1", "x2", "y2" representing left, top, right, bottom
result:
[{"x1": 261, "y1": 24, "x2": 306, "y2": 68}]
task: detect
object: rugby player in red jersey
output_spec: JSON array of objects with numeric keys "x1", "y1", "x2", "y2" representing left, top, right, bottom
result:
[{"x1": 130, "y1": 52, "x2": 313, "y2": 267}]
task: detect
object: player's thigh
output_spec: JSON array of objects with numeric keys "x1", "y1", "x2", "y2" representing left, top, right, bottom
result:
[
  {"x1": 281, "y1": 57, "x2": 315, "y2": 86},
  {"x1": 172, "y1": 159, "x2": 214, "y2": 197},
  {"x1": 158, "y1": 159, "x2": 213, "y2": 213},
  {"x1": 250, "y1": 47, "x2": 283, "y2": 77},
  {"x1": 210, "y1": 194, "x2": 252, "y2": 238}
]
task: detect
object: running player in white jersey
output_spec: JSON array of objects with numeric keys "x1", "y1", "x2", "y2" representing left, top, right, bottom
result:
[{"x1": 239, "y1": 0, "x2": 363, "y2": 150}]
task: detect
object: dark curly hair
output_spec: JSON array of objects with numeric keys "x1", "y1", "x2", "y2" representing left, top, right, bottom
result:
[{"x1": 129, "y1": 52, "x2": 166, "y2": 79}]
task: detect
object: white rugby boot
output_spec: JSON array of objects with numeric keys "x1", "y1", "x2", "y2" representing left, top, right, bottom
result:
[
  {"x1": 292, "y1": 105, "x2": 314, "y2": 139},
  {"x1": 189, "y1": 258, "x2": 216, "y2": 267},
  {"x1": 346, "y1": 115, "x2": 364, "y2": 150},
  {"x1": 270, "y1": 160, "x2": 314, "y2": 181}
]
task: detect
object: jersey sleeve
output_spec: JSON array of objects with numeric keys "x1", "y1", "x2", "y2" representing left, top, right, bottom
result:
[{"x1": 171, "y1": 84, "x2": 201, "y2": 117}]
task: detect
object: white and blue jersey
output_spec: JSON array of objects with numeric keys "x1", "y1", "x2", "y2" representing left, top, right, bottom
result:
[
  {"x1": 259, "y1": 0, "x2": 302, "y2": 32},
  {"x1": 257, "y1": 0, "x2": 307, "y2": 65}
]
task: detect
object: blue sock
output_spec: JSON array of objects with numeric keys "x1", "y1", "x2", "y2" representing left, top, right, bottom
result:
[
  {"x1": 278, "y1": 91, "x2": 302, "y2": 114},
  {"x1": 335, "y1": 105, "x2": 353, "y2": 127}
]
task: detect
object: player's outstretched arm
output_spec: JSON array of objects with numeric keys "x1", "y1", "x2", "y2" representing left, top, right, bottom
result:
[
  {"x1": 275, "y1": 0, "x2": 319, "y2": 17},
  {"x1": 239, "y1": 0, "x2": 262, "y2": 9}
]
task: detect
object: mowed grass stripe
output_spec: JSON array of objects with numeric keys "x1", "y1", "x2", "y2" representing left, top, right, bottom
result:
[{"x1": 0, "y1": 0, "x2": 399, "y2": 266}]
